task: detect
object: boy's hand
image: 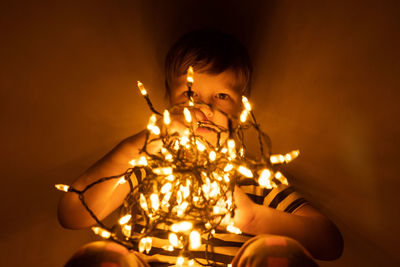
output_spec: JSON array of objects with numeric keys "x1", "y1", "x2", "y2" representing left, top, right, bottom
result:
[{"x1": 233, "y1": 186, "x2": 257, "y2": 233}]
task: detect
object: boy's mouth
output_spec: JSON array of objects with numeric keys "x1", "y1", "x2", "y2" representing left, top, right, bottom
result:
[{"x1": 197, "y1": 121, "x2": 224, "y2": 133}]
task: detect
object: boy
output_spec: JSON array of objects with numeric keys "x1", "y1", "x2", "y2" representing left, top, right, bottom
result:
[{"x1": 59, "y1": 29, "x2": 343, "y2": 266}]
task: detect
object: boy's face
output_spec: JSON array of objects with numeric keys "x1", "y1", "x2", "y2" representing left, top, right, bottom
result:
[{"x1": 169, "y1": 69, "x2": 242, "y2": 144}]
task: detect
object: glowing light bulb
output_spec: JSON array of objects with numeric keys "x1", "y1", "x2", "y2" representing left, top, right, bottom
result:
[
  {"x1": 147, "y1": 114, "x2": 161, "y2": 135},
  {"x1": 187, "y1": 66, "x2": 194, "y2": 85},
  {"x1": 239, "y1": 147, "x2": 245, "y2": 157},
  {"x1": 240, "y1": 109, "x2": 248, "y2": 122},
  {"x1": 92, "y1": 227, "x2": 111, "y2": 239},
  {"x1": 228, "y1": 139, "x2": 235, "y2": 149},
  {"x1": 180, "y1": 185, "x2": 190, "y2": 199},
  {"x1": 238, "y1": 166, "x2": 253, "y2": 178},
  {"x1": 223, "y1": 174, "x2": 230, "y2": 182},
  {"x1": 177, "y1": 191, "x2": 183, "y2": 205},
  {"x1": 285, "y1": 150, "x2": 300, "y2": 162},
  {"x1": 161, "y1": 183, "x2": 172, "y2": 194},
  {"x1": 117, "y1": 176, "x2": 126, "y2": 185},
  {"x1": 242, "y1": 96, "x2": 252, "y2": 111},
  {"x1": 162, "y1": 192, "x2": 172, "y2": 205},
  {"x1": 209, "y1": 181, "x2": 220, "y2": 197},
  {"x1": 213, "y1": 206, "x2": 222, "y2": 214},
  {"x1": 119, "y1": 214, "x2": 132, "y2": 225},
  {"x1": 183, "y1": 107, "x2": 192, "y2": 123},
  {"x1": 171, "y1": 221, "x2": 193, "y2": 232},
  {"x1": 190, "y1": 231, "x2": 201, "y2": 249},
  {"x1": 138, "y1": 238, "x2": 146, "y2": 253},
  {"x1": 169, "y1": 233, "x2": 179, "y2": 247},
  {"x1": 270, "y1": 155, "x2": 281, "y2": 164},
  {"x1": 226, "y1": 223, "x2": 242, "y2": 234},
  {"x1": 180, "y1": 136, "x2": 189, "y2": 146},
  {"x1": 163, "y1": 110, "x2": 171, "y2": 125},
  {"x1": 122, "y1": 225, "x2": 131, "y2": 237},
  {"x1": 162, "y1": 245, "x2": 174, "y2": 251},
  {"x1": 196, "y1": 140, "x2": 206, "y2": 151},
  {"x1": 226, "y1": 195, "x2": 233, "y2": 208},
  {"x1": 138, "y1": 156, "x2": 148, "y2": 166},
  {"x1": 137, "y1": 81, "x2": 147, "y2": 96},
  {"x1": 150, "y1": 193, "x2": 159, "y2": 210},
  {"x1": 173, "y1": 140, "x2": 180, "y2": 150},
  {"x1": 209, "y1": 151, "x2": 216, "y2": 161},
  {"x1": 224, "y1": 163, "x2": 234, "y2": 172},
  {"x1": 166, "y1": 174, "x2": 175, "y2": 181},
  {"x1": 145, "y1": 237, "x2": 152, "y2": 253},
  {"x1": 147, "y1": 123, "x2": 160, "y2": 136},
  {"x1": 153, "y1": 167, "x2": 173, "y2": 175},
  {"x1": 177, "y1": 201, "x2": 188, "y2": 217},
  {"x1": 275, "y1": 171, "x2": 288, "y2": 185},
  {"x1": 177, "y1": 256, "x2": 185, "y2": 266},
  {"x1": 165, "y1": 153, "x2": 173, "y2": 161},
  {"x1": 258, "y1": 169, "x2": 272, "y2": 189},
  {"x1": 140, "y1": 194, "x2": 148, "y2": 212},
  {"x1": 291, "y1": 150, "x2": 300, "y2": 158},
  {"x1": 55, "y1": 184, "x2": 69, "y2": 192}
]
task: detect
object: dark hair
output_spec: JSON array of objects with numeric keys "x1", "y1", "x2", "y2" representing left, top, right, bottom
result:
[{"x1": 165, "y1": 29, "x2": 252, "y2": 98}]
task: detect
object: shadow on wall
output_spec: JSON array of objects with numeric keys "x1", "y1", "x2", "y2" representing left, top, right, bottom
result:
[{"x1": 138, "y1": 0, "x2": 274, "y2": 73}]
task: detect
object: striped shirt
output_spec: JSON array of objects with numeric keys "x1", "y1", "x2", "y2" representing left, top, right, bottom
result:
[{"x1": 128, "y1": 167, "x2": 308, "y2": 266}]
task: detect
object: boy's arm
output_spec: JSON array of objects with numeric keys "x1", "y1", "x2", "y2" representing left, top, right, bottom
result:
[
  {"x1": 233, "y1": 186, "x2": 343, "y2": 261},
  {"x1": 57, "y1": 130, "x2": 154, "y2": 229},
  {"x1": 58, "y1": 116, "x2": 186, "y2": 230}
]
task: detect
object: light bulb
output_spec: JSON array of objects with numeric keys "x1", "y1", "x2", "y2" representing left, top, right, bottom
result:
[
  {"x1": 238, "y1": 166, "x2": 253, "y2": 178},
  {"x1": 242, "y1": 96, "x2": 252, "y2": 111},
  {"x1": 137, "y1": 81, "x2": 147, "y2": 96},
  {"x1": 183, "y1": 107, "x2": 192, "y2": 123},
  {"x1": 163, "y1": 110, "x2": 171, "y2": 125},
  {"x1": 187, "y1": 66, "x2": 194, "y2": 85},
  {"x1": 55, "y1": 184, "x2": 69, "y2": 192},
  {"x1": 190, "y1": 230, "x2": 201, "y2": 249},
  {"x1": 118, "y1": 214, "x2": 132, "y2": 225}
]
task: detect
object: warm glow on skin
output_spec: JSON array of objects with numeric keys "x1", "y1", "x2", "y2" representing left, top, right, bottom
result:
[{"x1": 169, "y1": 69, "x2": 242, "y2": 144}]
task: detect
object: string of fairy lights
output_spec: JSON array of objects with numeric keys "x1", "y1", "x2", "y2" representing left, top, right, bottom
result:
[{"x1": 55, "y1": 67, "x2": 300, "y2": 267}]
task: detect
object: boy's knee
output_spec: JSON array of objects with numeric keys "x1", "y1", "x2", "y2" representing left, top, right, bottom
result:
[
  {"x1": 65, "y1": 241, "x2": 146, "y2": 267},
  {"x1": 233, "y1": 235, "x2": 319, "y2": 267}
]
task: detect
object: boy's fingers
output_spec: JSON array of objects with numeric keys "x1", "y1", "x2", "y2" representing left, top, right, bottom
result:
[{"x1": 234, "y1": 186, "x2": 254, "y2": 208}]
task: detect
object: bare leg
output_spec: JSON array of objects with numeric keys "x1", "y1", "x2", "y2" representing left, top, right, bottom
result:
[
  {"x1": 231, "y1": 235, "x2": 319, "y2": 267},
  {"x1": 64, "y1": 241, "x2": 150, "y2": 267}
]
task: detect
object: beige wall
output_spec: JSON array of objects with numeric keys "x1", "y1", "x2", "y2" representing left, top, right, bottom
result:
[{"x1": 1, "y1": 0, "x2": 399, "y2": 266}]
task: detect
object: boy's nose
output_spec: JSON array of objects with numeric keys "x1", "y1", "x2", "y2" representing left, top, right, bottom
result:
[{"x1": 194, "y1": 105, "x2": 214, "y2": 121}]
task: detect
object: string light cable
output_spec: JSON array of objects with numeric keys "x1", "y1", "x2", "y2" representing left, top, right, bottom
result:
[{"x1": 55, "y1": 67, "x2": 300, "y2": 266}]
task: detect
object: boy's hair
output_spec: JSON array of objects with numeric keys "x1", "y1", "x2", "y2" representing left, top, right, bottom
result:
[{"x1": 165, "y1": 29, "x2": 252, "y2": 98}]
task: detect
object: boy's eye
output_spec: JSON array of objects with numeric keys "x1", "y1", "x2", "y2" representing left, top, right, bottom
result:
[{"x1": 216, "y1": 93, "x2": 230, "y2": 100}]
